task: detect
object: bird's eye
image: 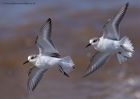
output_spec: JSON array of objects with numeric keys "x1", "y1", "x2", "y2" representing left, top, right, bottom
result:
[
  {"x1": 30, "y1": 55, "x2": 37, "y2": 59},
  {"x1": 93, "y1": 39, "x2": 97, "y2": 42}
]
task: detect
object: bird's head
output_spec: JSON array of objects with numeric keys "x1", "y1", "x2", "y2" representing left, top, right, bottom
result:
[
  {"x1": 23, "y1": 55, "x2": 37, "y2": 64},
  {"x1": 85, "y1": 37, "x2": 99, "y2": 48}
]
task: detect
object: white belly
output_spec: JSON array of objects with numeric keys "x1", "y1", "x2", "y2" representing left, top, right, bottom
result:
[
  {"x1": 35, "y1": 56, "x2": 61, "y2": 68},
  {"x1": 96, "y1": 38, "x2": 120, "y2": 53}
]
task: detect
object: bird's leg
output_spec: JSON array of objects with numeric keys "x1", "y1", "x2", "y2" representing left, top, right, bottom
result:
[{"x1": 58, "y1": 65, "x2": 69, "y2": 77}]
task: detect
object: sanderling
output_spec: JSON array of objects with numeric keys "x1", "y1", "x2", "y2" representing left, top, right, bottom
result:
[
  {"x1": 23, "y1": 18, "x2": 75, "y2": 93},
  {"x1": 84, "y1": 2, "x2": 134, "y2": 77}
]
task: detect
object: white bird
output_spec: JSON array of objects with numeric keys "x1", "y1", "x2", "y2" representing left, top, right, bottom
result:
[
  {"x1": 23, "y1": 18, "x2": 75, "y2": 93},
  {"x1": 84, "y1": 2, "x2": 134, "y2": 77}
]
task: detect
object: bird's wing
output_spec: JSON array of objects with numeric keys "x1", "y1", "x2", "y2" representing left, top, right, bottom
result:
[
  {"x1": 103, "y1": 2, "x2": 129, "y2": 40},
  {"x1": 36, "y1": 18, "x2": 59, "y2": 56},
  {"x1": 83, "y1": 52, "x2": 111, "y2": 77},
  {"x1": 27, "y1": 67, "x2": 47, "y2": 94}
]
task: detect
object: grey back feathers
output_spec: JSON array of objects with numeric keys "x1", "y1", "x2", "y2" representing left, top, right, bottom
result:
[
  {"x1": 27, "y1": 67, "x2": 47, "y2": 93},
  {"x1": 83, "y1": 52, "x2": 111, "y2": 77},
  {"x1": 103, "y1": 2, "x2": 129, "y2": 40},
  {"x1": 36, "y1": 18, "x2": 60, "y2": 56}
]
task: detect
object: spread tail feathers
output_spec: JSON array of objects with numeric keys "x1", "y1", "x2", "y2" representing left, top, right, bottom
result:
[
  {"x1": 117, "y1": 51, "x2": 132, "y2": 64},
  {"x1": 117, "y1": 36, "x2": 134, "y2": 64},
  {"x1": 120, "y1": 36, "x2": 134, "y2": 52},
  {"x1": 58, "y1": 56, "x2": 75, "y2": 75}
]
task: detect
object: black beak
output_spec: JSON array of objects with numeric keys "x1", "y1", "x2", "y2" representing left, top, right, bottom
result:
[
  {"x1": 85, "y1": 43, "x2": 91, "y2": 48},
  {"x1": 23, "y1": 60, "x2": 29, "y2": 65}
]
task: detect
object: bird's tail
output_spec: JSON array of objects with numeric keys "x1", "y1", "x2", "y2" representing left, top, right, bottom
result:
[
  {"x1": 58, "y1": 56, "x2": 75, "y2": 74},
  {"x1": 117, "y1": 36, "x2": 134, "y2": 64}
]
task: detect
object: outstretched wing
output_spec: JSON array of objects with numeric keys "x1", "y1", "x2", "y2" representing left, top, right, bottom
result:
[
  {"x1": 103, "y1": 2, "x2": 129, "y2": 40},
  {"x1": 27, "y1": 67, "x2": 47, "y2": 94},
  {"x1": 36, "y1": 18, "x2": 59, "y2": 56},
  {"x1": 83, "y1": 52, "x2": 111, "y2": 77}
]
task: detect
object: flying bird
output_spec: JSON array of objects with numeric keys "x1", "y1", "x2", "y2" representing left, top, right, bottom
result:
[
  {"x1": 23, "y1": 18, "x2": 75, "y2": 93},
  {"x1": 84, "y1": 2, "x2": 134, "y2": 77}
]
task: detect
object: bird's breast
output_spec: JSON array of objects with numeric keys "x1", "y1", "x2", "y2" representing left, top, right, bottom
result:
[
  {"x1": 36, "y1": 56, "x2": 60, "y2": 68},
  {"x1": 96, "y1": 38, "x2": 120, "y2": 53}
]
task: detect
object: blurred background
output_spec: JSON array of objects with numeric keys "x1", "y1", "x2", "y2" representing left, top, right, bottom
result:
[{"x1": 0, "y1": 0, "x2": 140, "y2": 99}]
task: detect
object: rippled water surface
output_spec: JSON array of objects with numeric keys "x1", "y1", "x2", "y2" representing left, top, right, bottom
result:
[{"x1": 0, "y1": 0, "x2": 140, "y2": 99}]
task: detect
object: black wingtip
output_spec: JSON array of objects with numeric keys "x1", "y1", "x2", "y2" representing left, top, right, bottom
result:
[
  {"x1": 47, "y1": 18, "x2": 51, "y2": 22},
  {"x1": 125, "y1": 2, "x2": 129, "y2": 8},
  {"x1": 126, "y1": 2, "x2": 129, "y2": 6}
]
